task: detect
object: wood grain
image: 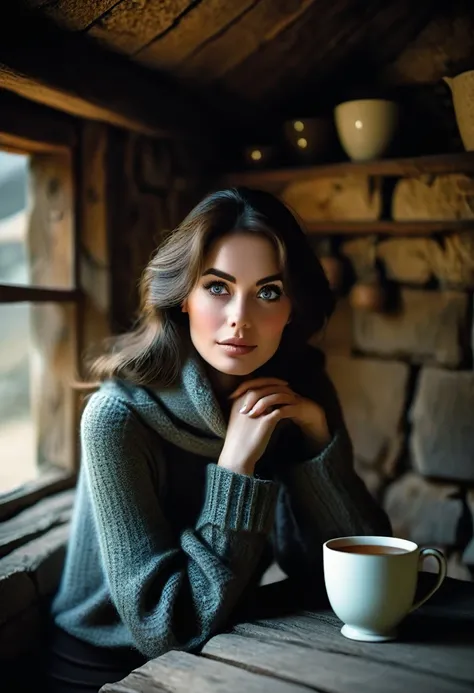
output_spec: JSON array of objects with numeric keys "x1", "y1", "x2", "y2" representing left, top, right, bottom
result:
[
  {"x1": 203, "y1": 631, "x2": 473, "y2": 693},
  {"x1": 0, "y1": 489, "x2": 74, "y2": 557},
  {"x1": 229, "y1": 606, "x2": 474, "y2": 684},
  {"x1": 87, "y1": 0, "x2": 195, "y2": 55},
  {"x1": 23, "y1": 0, "x2": 119, "y2": 32},
  {"x1": 102, "y1": 649, "x2": 311, "y2": 693},
  {"x1": 136, "y1": 0, "x2": 258, "y2": 70},
  {"x1": 101, "y1": 576, "x2": 474, "y2": 693},
  {"x1": 0, "y1": 469, "x2": 75, "y2": 523},
  {"x1": 178, "y1": 0, "x2": 317, "y2": 83}
]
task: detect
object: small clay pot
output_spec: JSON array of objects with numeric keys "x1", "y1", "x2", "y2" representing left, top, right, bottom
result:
[
  {"x1": 349, "y1": 281, "x2": 386, "y2": 312},
  {"x1": 320, "y1": 255, "x2": 344, "y2": 291}
]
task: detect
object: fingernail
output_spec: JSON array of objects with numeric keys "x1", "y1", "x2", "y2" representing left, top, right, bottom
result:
[
  {"x1": 247, "y1": 407, "x2": 256, "y2": 416},
  {"x1": 239, "y1": 404, "x2": 248, "y2": 413}
]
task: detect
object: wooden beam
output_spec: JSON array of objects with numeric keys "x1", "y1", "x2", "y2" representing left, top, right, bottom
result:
[
  {"x1": 0, "y1": 89, "x2": 77, "y2": 154},
  {"x1": 0, "y1": 7, "x2": 217, "y2": 139},
  {"x1": 0, "y1": 285, "x2": 79, "y2": 303}
]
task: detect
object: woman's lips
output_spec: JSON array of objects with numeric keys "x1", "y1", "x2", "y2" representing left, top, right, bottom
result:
[{"x1": 218, "y1": 343, "x2": 256, "y2": 356}]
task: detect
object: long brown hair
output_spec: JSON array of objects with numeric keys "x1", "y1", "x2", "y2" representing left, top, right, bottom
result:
[{"x1": 88, "y1": 187, "x2": 334, "y2": 387}]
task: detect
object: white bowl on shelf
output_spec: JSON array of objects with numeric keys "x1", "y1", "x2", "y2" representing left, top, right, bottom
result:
[{"x1": 334, "y1": 99, "x2": 399, "y2": 162}]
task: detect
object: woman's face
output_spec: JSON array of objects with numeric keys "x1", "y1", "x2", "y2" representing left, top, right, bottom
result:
[{"x1": 183, "y1": 232, "x2": 292, "y2": 376}]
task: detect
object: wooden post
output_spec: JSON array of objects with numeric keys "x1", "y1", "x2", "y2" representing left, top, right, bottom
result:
[{"x1": 27, "y1": 152, "x2": 77, "y2": 473}]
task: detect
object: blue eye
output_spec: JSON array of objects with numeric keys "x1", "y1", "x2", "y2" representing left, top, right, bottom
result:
[
  {"x1": 204, "y1": 281, "x2": 229, "y2": 296},
  {"x1": 258, "y1": 284, "x2": 282, "y2": 302}
]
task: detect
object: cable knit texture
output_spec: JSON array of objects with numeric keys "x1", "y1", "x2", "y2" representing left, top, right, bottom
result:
[{"x1": 51, "y1": 345, "x2": 391, "y2": 659}]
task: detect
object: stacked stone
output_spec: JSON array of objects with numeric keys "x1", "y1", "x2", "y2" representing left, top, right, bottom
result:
[{"x1": 288, "y1": 171, "x2": 474, "y2": 581}]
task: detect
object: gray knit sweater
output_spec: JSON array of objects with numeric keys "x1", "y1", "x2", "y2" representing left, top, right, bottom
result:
[{"x1": 51, "y1": 345, "x2": 391, "y2": 659}]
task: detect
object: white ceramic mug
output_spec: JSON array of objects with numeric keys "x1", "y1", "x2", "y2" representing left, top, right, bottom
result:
[{"x1": 323, "y1": 535, "x2": 447, "y2": 642}]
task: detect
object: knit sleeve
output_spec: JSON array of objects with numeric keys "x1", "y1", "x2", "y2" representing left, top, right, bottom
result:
[
  {"x1": 81, "y1": 392, "x2": 278, "y2": 659},
  {"x1": 272, "y1": 365, "x2": 392, "y2": 585}
]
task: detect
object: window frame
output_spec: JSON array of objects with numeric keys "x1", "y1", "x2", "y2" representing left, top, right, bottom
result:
[{"x1": 0, "y1": 95, "x2": 83, "y2": 504}]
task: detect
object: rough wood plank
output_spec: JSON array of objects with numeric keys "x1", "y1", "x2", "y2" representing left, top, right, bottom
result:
[
  {"x1": 27, "y1": 1, "x2": 119, "y2": 32},
  {"x1": 0, "y1": 523, "x2": 69, "y2": 598},
  {"x1": 178, "y1": 0, "x2": 317, "y2": 82},
  {"x1": 0, "y1": 7, "x2": 216, "y2": 138},
  {"x1": 0, "y1": 489, "x2": 74, "y2": 558},
  {"x1": 229, "y1": 604, "x2": 474, "y2": 684},
  {"x1": 0, "y1": 469, "x2": 75, "y2": 522},
  {"x1": 136, "y1": 0, "x2": 258, "y2": 70},
  {"x1": 202, "y1": 632, "x2": 473, "y2": 693},
  {"x1": 102, "y1": 649, "x2": 311, "y2": 692},
  {"x1": 87, "y1": 0, "x2": 194, "y2": 55}
]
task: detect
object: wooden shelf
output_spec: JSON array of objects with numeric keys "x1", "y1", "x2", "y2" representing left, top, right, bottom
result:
[
  {"x1": 222, "y1": 152, "x2": 474, "y2": 187},
  {"x1": 305, "y1": 220, "x2": 474, "y2": 236}
]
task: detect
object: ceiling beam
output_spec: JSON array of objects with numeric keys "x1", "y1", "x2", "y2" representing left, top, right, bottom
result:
[{"x1": 0, "y1": 7, "x2": 218, "y2": 139}]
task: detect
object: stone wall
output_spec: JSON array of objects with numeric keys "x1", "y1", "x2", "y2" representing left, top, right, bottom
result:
[{"x1": 296, "y1": 172, "x2": 474, "y2": 582}]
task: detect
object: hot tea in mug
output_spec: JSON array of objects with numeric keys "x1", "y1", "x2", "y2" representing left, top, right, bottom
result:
[{"x1": 323, "y1": 536, "x2": 447, "y2": 642}]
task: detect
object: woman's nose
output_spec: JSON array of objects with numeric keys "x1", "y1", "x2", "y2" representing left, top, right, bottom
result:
[{"x1": 226, "y1": 296, "x2": 251, "y2": 329}]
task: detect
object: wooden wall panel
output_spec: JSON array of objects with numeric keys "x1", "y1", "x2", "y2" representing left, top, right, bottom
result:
[
  {"x1": 135, "y1": 0, "x2": 257, "y2": 71},
  {"x1": 88, "y1": 0, "x2": 194, "y2": 55}
]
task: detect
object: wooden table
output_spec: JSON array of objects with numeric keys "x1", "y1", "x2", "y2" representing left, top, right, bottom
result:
[{"x1": 103, "y1": 574, "x2": 474, "y2": 693}]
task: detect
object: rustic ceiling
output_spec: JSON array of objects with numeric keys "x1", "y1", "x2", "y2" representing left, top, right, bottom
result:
[{"x1": 15, "y1": 0, "x2": 474, "y2": 138}]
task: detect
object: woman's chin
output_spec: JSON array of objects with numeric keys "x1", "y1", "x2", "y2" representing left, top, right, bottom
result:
[
  {"x1": 215, "y1": 359, "x2": 255, "y2": 376},
  {"x1": 209, "y1": 352, "x2": 264, "y2": 377}
]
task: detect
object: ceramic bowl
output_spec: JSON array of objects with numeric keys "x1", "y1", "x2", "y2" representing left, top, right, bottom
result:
[{"x1": 334, "y1": 99, "x2": 399, "y2": 162}]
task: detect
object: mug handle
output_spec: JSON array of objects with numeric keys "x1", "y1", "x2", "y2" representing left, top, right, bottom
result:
[{"x1": 409, "y1": 548, "x2": 447, "y2": 613}]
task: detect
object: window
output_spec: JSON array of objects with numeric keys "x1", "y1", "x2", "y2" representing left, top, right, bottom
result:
[{"x1": 0, "y1": 149, "x2": 78, "y2": 495}]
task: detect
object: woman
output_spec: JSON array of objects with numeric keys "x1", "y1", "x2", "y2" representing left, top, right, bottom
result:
[{"x1": 46, "y1": 187, "x2": 391, "y2": 691}]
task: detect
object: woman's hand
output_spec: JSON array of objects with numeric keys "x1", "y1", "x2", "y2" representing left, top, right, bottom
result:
[
  {"x1": 229, "y1": 377, "x2": 331, "y2": 448},
  {"x1": 218, "y1": 378, "x2": 291, "y2": 476}
]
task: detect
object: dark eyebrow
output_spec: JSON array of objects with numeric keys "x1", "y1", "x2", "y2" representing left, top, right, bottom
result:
[
  {"x1": 256, "y1": 273, "x2": 283, "y2": 286},
  {"x1": 202, "y1": 268, "x2": 283, "y2": 286},
  {"x1": 202, "y1": 268, "x2": 235, "y2": 283}
]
